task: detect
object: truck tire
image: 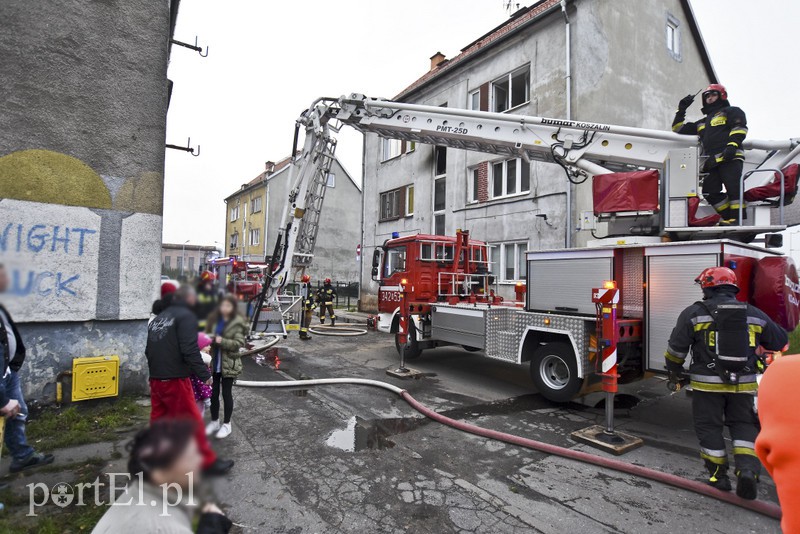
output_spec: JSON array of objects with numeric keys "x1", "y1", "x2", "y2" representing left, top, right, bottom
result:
[
  {"x1": 529, "y1": 342, "x2": 582, "y2": 403},
  {"x1": 395, "y1": 328, "x2": 422, "y2": 360}
]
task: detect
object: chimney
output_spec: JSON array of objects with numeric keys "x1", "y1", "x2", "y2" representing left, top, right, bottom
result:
[
  {"x1": 429, "y1": 52, "x2": 446, "y2": 70},
  {"x1": 265, "y1": 161, "x2": 275, "y2": 175}
]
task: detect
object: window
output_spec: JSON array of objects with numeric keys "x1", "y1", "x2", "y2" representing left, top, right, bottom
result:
[
  {"x1": 326, "y1": 173, "x2": 335, "y2": 187},
  {"x1": 490, "y1": 158, "x2": 530, "y2": 199},
  {"x1": 469, "y1": 90, "x2": 480, "y2": 111},
  {"x1": 384, "y1": 246, "x2": 407, "y2": 277},
  {"x1": 250, "y1": 196, "x2": 262, "y2": 213},
  {"x1": 434, "y1": 146, "x2": 447, "y2": 176},
  {"x1": 380, "y1": 187, "x2": 406, "y2": 221},
  {"x1": 433, "y1": 178, "x2": 446, "y2": 212},
  {"x1": 381, "y1": 139, "x2": 415, "y2": 162},
  {"x1": 164, "y1": 256, "x2": 171, "y2": 268},
  {"x1": 666, "y1": 14, "x2": 681, "y2": 59},
  {"x1": 434, "y1": 215, "x2": 445, "y2": 236},
  {"x1": 489, "y1": 242, "x2": 527, "y2": 282},
  {"x1": 491, "y1": 66, "x2": 530, "y2": 112},
  {"x1": 420, "y1": 242, "x2": 454, "y2": 262},
  {"x1": 471, "y1": 168, "x2": 480, "y2": 202},
  {"x1": 230, "y1": 233, "x2": 239, "y2": 249},
  {"x1": 177, "y1": 256, "x2": 183, "y2": 272},
  {"x1": 230, "y1": 205, "x2": 240, "y2": 222},
  {"x1": 188, "y1": 257, "x2": 195, "y2": 272},
  {"x1": 406, "y1": 185, "x2": 414, "y2": 216},
  {"x1": 249, "y1": 228, "x2": 260, "y2": 246}
]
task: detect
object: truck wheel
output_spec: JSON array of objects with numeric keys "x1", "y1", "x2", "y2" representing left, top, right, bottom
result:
[
  {"x1": 529, "y1": 342, "x2": 582, "y2": 403},
  {"x1": 395, "y1": 329, "x2": 422, "y2": 360}
]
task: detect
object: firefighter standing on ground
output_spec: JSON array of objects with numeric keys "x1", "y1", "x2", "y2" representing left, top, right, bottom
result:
[
  {"x1": 672, "y1": 84, "x2": 748, "y2": 225},
  {"x1": 664, "y1": 267, "x2": 787, "y2": 500},
  {"x1": 317, "y1": 278, "x2": 337, "y2": 326},
  {"x1": 299, "y1": 274, "x2": 315, "y2": 340}
]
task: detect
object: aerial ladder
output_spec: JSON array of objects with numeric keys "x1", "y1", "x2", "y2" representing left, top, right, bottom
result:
[{"x1": 250, "y1": 93, "x2": 800, "y2": 333}]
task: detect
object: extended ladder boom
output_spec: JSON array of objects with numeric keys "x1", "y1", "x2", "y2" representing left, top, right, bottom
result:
[{"x1": 252, "y1": 93, "x2": 800, "y2": 332}]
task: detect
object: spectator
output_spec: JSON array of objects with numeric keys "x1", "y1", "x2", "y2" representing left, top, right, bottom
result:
[
  {"x1": 0, "y1": 264, "x2": 54, "y2": 473},
  {"x1": 756, "y1": 354, "x2": 800, "y2": 533},
  {"x1": 204, "y1": 295, "x2": 247, "y2": 440},
  {"x1": 92, "y1": 419, "x2": 232, "y2": 533},
  {"x1": 146, "y1": 285, "x2": 233, "y2": 476}
]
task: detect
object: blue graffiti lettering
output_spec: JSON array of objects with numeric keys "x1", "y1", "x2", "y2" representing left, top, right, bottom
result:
[
  {"x1": 0, "y1": 223, "x2": 96, "y2": 256},
  {"x1": 10, "y1": 270, "x2": 80, "y2": 298}
]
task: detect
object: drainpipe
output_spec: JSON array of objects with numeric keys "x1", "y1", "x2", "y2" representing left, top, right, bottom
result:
[{"x1": 561, "y1": 0, "x2": 573, "y2": 248}]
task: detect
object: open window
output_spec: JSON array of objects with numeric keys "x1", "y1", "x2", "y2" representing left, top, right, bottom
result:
[{"x1": 491, "y1": 66, "x2": 530, "y2": 112}]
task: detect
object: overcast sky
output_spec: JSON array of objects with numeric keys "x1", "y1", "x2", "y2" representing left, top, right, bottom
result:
[{"x1": 163, "y1": 0, "x2": 800, "y2": 254}]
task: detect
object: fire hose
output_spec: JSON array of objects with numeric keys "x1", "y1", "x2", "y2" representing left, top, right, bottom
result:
[
  {"x1": 308, "y1": 324, "x2": 368, "y2": 337},
  {"x1": 236, "y1": 376, "x2": 781, "y2": 521}
]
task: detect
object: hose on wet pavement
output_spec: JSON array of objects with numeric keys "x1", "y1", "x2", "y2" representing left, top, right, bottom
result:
[
  {"x1": 308, "y1": 325, "x2": 368, "y2": 336},
  {"x1": 235, "y1": 377, "x2": 781, "y2": 521}
]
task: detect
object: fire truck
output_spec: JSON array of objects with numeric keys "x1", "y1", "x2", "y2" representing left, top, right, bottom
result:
[{"x1": 252, "y1": 93, "x2": 800, "y2": 401}]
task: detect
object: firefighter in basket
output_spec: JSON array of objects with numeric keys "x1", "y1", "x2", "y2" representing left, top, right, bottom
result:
[
  {"x1": 672, "y1": 84, "x2": 748, "y2": 226},
  {"x1": 316, "y1": 278, "x2": 337, "y2": 326},
  {"x1": 299, "y1": 274, "x2": 315, "y2": 341},
  {"x1": 664, "y1": 267, "x2": 788, "y2": 500}
]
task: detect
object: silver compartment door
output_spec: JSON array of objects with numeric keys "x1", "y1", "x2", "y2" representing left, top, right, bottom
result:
[
  {"x1": 527, "y1": 254, "x2": 613, "y2": 315},
  {"x1": 646, "y1": 253, "x2": 718, "y2": 372},
  {"x1": 431, "y1": 306, "x2": 487, "y2": 349}
]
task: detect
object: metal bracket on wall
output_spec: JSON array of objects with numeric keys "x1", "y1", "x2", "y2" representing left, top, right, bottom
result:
[
  {"x1": 166, "y1": 137, "x2": 200, "y2": 157},
  {"x1": 170, "y1": 36, "x2": 209, "y2": 57}
]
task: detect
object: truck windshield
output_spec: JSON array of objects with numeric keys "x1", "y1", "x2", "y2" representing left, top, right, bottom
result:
[{"x1": 384, "y1": 246, "x2": 406, "y2": 278}]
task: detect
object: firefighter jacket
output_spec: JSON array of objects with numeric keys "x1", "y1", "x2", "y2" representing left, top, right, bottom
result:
[
  {"x1": 316, "y1": 284, "x2": 337, "y2": 306},
  {"x1": 672, "y1": 99, "x2": 748, "y2": 163},
  {"x1": 300, "y1": 283, "x2": 316, "y2": 311},
  {"x1": 665, "y1": 289, "x2": 787, "y2": 393}
]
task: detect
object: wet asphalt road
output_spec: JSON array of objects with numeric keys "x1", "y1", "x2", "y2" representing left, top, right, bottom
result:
[{"x1": 209, "y1": 324, "x2": 781, "y2": 534}]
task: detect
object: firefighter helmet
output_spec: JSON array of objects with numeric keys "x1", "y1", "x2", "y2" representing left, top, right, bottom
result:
[
  {"x1": 695, "y1": 267, "x2": 739, "y2": 291},
  {"x1": 301, "y1": 274, "x2": 311, "y2": 283},
  {"x1": 200, "y1": 271, "x2": 216, "y2": 282},
  {"x1": 325, "y1": 277, "x2": 332, "y2": 284},
  {"x1": 703, "y1": 83, "x2": 727, "y2": 101}
]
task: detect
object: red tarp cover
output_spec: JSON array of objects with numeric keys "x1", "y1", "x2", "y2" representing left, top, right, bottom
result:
[
  {"x1": 752, "y1": 256, "x2": 800, "y2": 332},
  {"x1": 688, "y1": 196, "x2": 721, "y2": 227},
  {"x1": 744, "y1": 163, "x2": 799, "y2": 204},
  {"x1": 593, "y1": 170, "x2": 659, "y2": 216}
]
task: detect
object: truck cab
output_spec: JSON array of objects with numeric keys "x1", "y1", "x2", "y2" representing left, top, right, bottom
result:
[{"x1": 373, "y1": 232, "x2": 498, "y2": 334}]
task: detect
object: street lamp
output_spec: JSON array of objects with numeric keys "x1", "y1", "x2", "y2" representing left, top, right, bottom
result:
[{"x1": 182, "y1": 239, "x2": 190, "y2": 278}]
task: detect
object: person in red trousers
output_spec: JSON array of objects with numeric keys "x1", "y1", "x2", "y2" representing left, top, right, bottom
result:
[
  {"x1": 756, "y1": 354, "x2": 800, "y2": 534},
  {"x1": 145, "y1": 285, "x2": 234, "y2": 476}
]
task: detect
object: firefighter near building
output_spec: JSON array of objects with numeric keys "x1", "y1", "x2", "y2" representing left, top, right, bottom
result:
[{"x1": 664, "y1": 266, "x2": 788, "y2": 499}]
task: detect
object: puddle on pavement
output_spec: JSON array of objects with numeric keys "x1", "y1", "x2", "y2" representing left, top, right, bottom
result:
[
  {"x1": 592, "y1": 393, "x2": 641, "y2": 410},
  {"x1": 251, "y1": 347, "x2": 291, "y2": 370},
  {"x1": 440, "y1": 393, "x2": 554, "y2": 419},
  {"x1": 325, "y1": 416, "x2": 426, "y2": 452}
]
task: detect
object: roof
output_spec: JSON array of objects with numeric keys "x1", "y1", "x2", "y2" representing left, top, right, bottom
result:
[
  {"x1": 395, "y1": 0, "x2": 716, "y2": 101},
  {"x1": 224, "y1": 151, "x2": 361, "y2": 202}
]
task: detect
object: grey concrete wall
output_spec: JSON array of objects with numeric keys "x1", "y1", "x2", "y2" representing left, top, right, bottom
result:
[
  {"x1": 263, "y1": 160, "x2": 363, "y2": 284},
  {"x1": 0, "y1": 1, "x2": 170, "y2": 401},
  {"x1": 360, "y1": 0, "x2": 712, "y2": 310}
]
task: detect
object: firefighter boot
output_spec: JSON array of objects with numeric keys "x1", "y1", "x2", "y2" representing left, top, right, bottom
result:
[
  {"x1": 331, "y1": 316, "x2": 336, "y2": 327},
  {"x1": 320, "y1": 318, "x2": 325, "y2": 325},
  {"x1": 705, "y1": 460, "x2": 732, "y2": 491},
  {"x1": 735, "y1": 469, "x2": 759, "y2": 500}
]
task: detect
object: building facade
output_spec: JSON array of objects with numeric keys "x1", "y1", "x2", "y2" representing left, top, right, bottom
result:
[
  {"x1": 224, "y1": 155, "x2": 363, "y2": 283},
  {"x1": 161, "y1": 243, "x2": 219, "y2": 280},
  {"x1": 359, "y1": 0, "x2": 715, "y2": 310},
  {"x1": 0, "y1": 1, "x2": 177, "y2": 400}
]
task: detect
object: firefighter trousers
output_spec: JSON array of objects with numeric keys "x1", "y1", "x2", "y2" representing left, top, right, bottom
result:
[
  {"x1": 703, "y1": 159, "x2": 744, "y2": 215},
  {"x1": 300, "y1": 309, "x2": 313, "y2": 338},
  {"x1": 692, "y1": 390, "x2": 760, "y2": 473},
  {"x1": 319, "y1": 303, "x2": 335, "y2": 322}
]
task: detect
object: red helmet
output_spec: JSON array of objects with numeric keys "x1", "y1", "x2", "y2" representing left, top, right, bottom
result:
[
  {"x1": 200, "y1": 271, "x2": 216, "y2": 282},
  {"x1": 161, "y1": 281, "x2": 178, "y2": 298},
  {"x1": 301, "y1": 274, "x2": 311, "y2": 283},
  {"x1": 695, "y1": 267, "x2": 739, "y2": 290},
  {"x1": 325, "y1": 277, "x2": 331, "y2": 284},
  {"x1": 703, "y1": 83, "x2": 727, "y2": 101}
]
